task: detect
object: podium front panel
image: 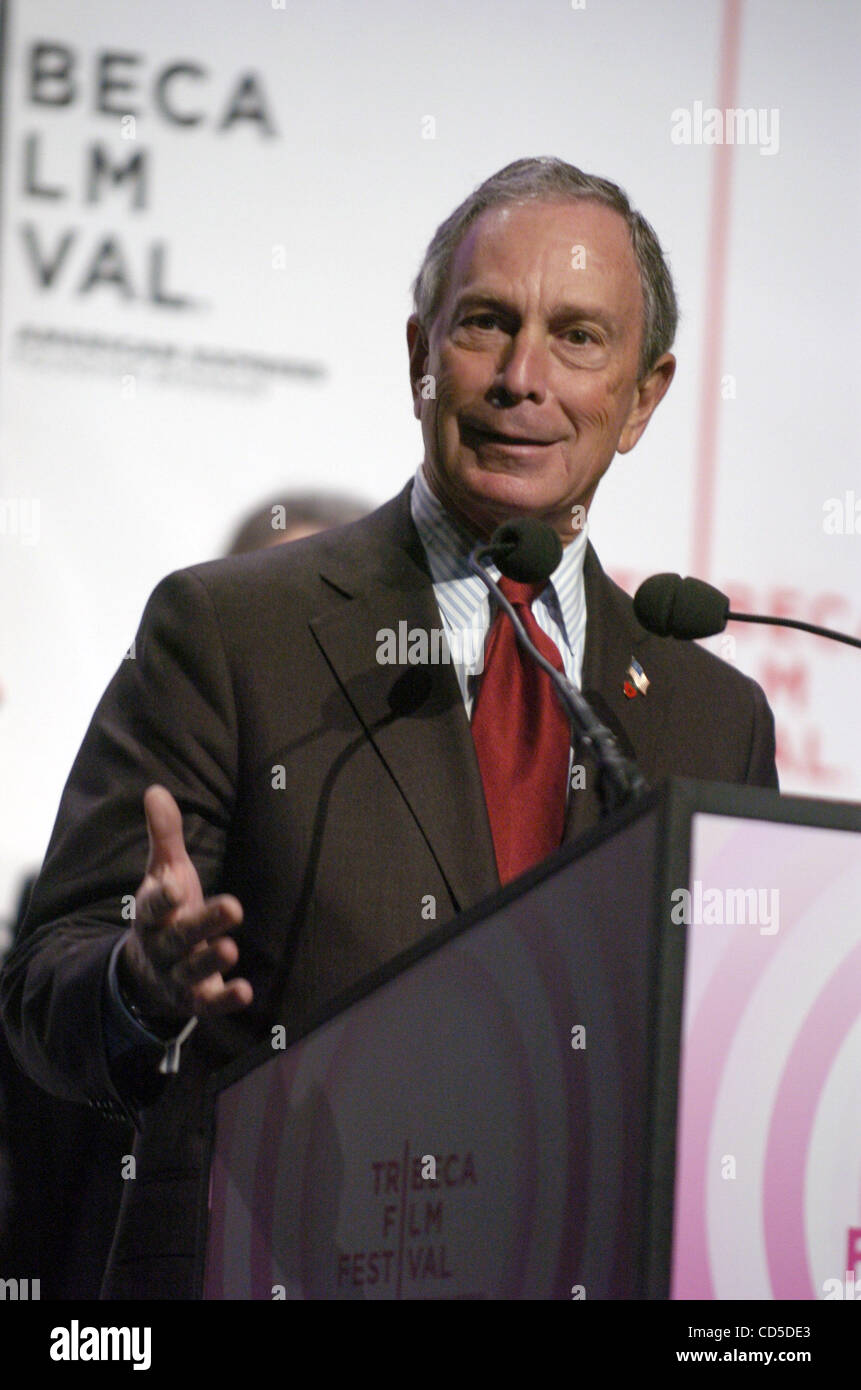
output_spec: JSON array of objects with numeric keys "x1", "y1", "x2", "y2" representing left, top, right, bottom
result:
[{"x1": 203, "y1": 807, "x2": 665, "y2": 1300}]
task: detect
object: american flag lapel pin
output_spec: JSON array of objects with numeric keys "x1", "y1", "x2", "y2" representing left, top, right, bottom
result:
[{"x1": 623, "y1": 656, "x2": 649, "y2": 700}]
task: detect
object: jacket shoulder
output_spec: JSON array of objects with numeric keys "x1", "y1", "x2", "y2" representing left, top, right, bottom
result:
[{"x1": 150, "y1": 482, "x2": 422, "y2": 618}]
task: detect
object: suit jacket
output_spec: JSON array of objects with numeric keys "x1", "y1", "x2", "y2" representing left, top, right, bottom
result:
[{"x1": 0, "y1": 481, "x2": 777, "y2": 1299}]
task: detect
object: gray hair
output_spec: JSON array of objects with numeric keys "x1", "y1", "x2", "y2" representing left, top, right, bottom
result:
[{"x1": 412, "y1": 156, "x2": 678, "y2": 379}]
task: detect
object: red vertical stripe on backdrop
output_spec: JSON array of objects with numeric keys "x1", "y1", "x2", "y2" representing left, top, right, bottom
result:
[{"x1": 691, "y1": 0, "x2": 743, "y2": 579}]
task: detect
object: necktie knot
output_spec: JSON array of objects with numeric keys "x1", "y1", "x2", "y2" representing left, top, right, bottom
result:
[{"x1": 497, "y1": 576, "x2": 546, "y2": 609}]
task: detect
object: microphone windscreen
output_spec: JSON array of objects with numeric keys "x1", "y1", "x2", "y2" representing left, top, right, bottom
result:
[
  {"x1": 488, "y1": 518, "x2": 562, "y2": 584},
  {"x1": 633, "y1": 573, "x2": 730, "y2": 639}
]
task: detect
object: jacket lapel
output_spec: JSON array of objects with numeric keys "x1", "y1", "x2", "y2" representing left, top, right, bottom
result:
[{"x1": 310, "y1": 485, "x2": 500, "y2": 912}]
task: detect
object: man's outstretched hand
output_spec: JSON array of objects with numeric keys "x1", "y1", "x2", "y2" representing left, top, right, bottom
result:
[{"x1": 117, "y1": 784, "x2": 253, "y2": 1034}]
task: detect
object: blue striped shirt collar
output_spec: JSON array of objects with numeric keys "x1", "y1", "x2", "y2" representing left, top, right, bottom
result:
[{"x1": 409, "y1": 464, "x2": 588, "y2": 649}]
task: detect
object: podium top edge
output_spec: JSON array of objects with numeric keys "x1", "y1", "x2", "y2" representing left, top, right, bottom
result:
[{"x1": 661, "y1": 777, "x2": 861, "y2": 832}]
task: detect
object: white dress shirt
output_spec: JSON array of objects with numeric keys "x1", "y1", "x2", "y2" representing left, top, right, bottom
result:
[{"x1": 409, "y1": 464, "x2": 588, "y2": 717}]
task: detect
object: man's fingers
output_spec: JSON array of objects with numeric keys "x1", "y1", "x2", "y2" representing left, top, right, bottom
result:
[
  {"x1": 176, "y1": 935, "x2": 239, "y2": 986},
  {"x1": 189, "y1": 975, "x2": 254, "y2": 1016},
  {"x1": 139, "y1": 893, "x2": 244, "y2": 969},
  {"x1": 143, "y1": 785, "x2": 192, "y2": 877}
]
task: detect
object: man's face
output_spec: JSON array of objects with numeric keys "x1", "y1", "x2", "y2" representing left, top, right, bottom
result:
[{"x1": 408, "y1": 198, "x2": 675, "y2": 542}]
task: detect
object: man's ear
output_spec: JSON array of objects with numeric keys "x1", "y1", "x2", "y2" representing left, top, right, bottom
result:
[
  {"x1": 617, "y1": 353, "x2": 676, "y2": 454},
  {"x1": 407, "y1": 315, "x2": 429, "y2": 420}
]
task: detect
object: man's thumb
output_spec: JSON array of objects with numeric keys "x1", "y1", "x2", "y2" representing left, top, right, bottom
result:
[{"x1": 143, "y1": 784, "x2": 189, "y2": 874}]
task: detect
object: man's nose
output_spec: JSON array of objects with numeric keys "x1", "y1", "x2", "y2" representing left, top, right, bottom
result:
[{"x1": 493, "y1": 329, "x2": 549, "y2": 403}]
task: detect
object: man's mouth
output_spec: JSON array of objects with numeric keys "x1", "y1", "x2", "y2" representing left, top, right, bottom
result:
[{"x1": 461, "y1": 422, "x2": 557, "y2": 449}]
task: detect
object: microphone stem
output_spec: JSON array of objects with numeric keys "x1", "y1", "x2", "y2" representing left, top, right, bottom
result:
[{"x1": 728, "y1": 612, "x2": 861, "y2": 650}]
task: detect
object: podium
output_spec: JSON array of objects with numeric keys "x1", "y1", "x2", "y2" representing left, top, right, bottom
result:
[{"x1": 197, "y1": 779, "x2": 861, "y2": 1300}]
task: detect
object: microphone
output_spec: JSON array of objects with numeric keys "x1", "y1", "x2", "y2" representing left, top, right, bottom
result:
[
  {"x1": 634, "y1": 573, "x2": 861, "y2": 650},
  {"x1": 468, "y1": 518, "x2": 647, "y2": 814},
  {"x1": 480, "y1": 516, "x2": 562, "y2": 584}
]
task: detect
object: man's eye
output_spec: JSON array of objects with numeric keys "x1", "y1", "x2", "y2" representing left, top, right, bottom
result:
[
  {"x1": 565, "y1": 328, "x2": 595, "y2": 345},
  {"x1": 462, "y1": 313, "x2": 501, "y2": 330}
]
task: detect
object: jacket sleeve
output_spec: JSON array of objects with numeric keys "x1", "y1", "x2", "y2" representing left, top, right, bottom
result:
[{"x1": 0, "y1": 567, "x2": 239, "y2": 1118}]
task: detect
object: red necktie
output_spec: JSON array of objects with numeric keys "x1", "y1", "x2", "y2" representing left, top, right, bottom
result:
[{"x1": 471, "y1": 577, "x2": 571, "y2": 884}]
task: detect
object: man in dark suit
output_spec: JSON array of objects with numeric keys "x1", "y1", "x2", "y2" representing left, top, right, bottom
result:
[{"x1": 0, "y1": 157, "x2": 777, "y2": 1300}]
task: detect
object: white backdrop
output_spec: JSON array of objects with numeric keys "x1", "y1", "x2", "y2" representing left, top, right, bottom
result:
[{"x1": 1, "y1": 0, "x2": 859, "y2": 934}]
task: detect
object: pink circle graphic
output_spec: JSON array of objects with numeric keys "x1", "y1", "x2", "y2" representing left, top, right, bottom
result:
[{"x1": 763, "y1": 936, "x2": 861, "y2": 1299}]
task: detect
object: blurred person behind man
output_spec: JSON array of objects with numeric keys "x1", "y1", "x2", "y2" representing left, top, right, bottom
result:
[{"x1": 225, "y1": 492, "x2": 370, "y2": 555}]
